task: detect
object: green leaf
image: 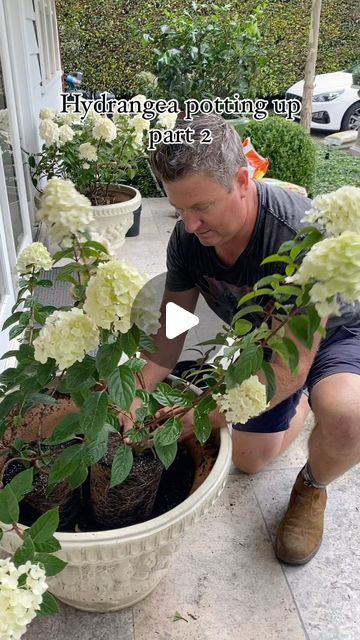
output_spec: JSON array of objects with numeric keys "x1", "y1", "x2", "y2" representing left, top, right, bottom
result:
[
  {"x1": 96, "y1": 343, "x2": 122, "y2": 378},
  {"x1": 110, "y1": 445, "x2": 134, "y2": 487},
  {"x1": 47, "y1": 444, "x2": 83, "y2": 486},
  {"x1": 307, "y1": 305, "x2": 321, "y2": 336},
  {"x1": 127, "y1": 357, "x2": 147, "y2": 373},
  {"x1": 27, "y1": 508, "x2": 59, "y2": 544},
  {"x1": 152, "y1": 383, "x2": 193, "y2": 408},
  {"x1": 196, "y1": 395, "x2": 217, "y2": 414},
  {"x1": 37, "y1": 279, "x2": 53, "y2": 287},
  {"x1": 139, "y1": 331, "x2": 156, "y2": 353},
  {"x1": 2, "y1": 311, "x2": 23, "y2": 330},
  {"x1": 237, "y1": 288, "x2": 273, "y2": 305},
  {"x1": 82, "y1": 426, "x2": 110, "y2": 465},
  {"x1": 9, "y1": 324, "x2": 26, "y2": 340},
  {"x1": 8, "y1": 468, "x2": 34, "y2": 501},
  {"x1": 154, "y1": 440, "x2": 177, "y2": 470},
  {"x1": 68, "y1": 465, "x2": 88, "y2": 489},
  {"x1": 30, "y1": 534, "x2": 61, "y2": 553},
  {"x1": 225, "y1": 345, "x2": 263, "y2": 389},
  {"x1": 34, "y1": 553, "x2": 67, "y2": 576},
  {"x1": 155, "y1": 417, "x2": 182, "y2": 445},
  {"x1": 0, "y1": 485, "x2": 19, "y2": 524},
  {"x1": 234, "y1": 319, "x2": 252, "y2": 336},
  {"x1": 269, "y1": 336, "x2": 299, "y2": 375},
  {"x1": 80, "y1": 391, "x2": 108, "y2": 440},
  {"x1": 232, "y1": 304, "x2": 264, "y2": 321},
  {"x1": 288, "y1": 315, "x2": 313, "y2": 349},
  {"x1": 37, "y1": 591, "x2": 60, "y2": 616},
  {"x1": 120, "y1": 325, "x2": 140, "y2": 356},
  {"x1": 44, "y1": 413, "x2": 81, "y2": 445},
  {"x1": 107, "y1": 364, "x2": 136, "y2": 411},
  {"x1": 260, "y1": 254, "x2": 291, "y2": 266},
  {"x1": 63, "y1": 356, "x2": 96, "y2": 391},
  {"x1": 23, "y1": 393, "x2": 57, "y2": 411},
  {"x1": 274, "y1": 284, "x2": 302, "y2": 298},
  {"x1": 261, "y1": 361, "x2": 276, "y2": 403},
  {"x1": 13, "y1": 535, "x2": 35, "y2": 567},
  {"x1": 194, "y1": 410, "x2": 212, "y2": 444}
]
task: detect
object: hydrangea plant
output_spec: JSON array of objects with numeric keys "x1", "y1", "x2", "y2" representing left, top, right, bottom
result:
[
  {"x1": 0, "y1": 181, "x2": 360, "y2": 636},
  {"x1": 27, "y1": 98, "x2": 178, "y2": 206}
]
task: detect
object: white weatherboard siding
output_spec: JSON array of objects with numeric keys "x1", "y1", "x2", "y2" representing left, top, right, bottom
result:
[{"x1": 0, "y1": 0, "x2": 62, "y2": 364}]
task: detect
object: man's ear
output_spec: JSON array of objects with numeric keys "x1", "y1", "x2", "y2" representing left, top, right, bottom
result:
[{"x1": 234, "y1": 167, "x2": 249, "y2": 197}]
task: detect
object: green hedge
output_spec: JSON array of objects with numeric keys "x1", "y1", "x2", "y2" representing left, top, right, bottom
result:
[
  {"x1": 239, "y1": 116, "x2": 316, "y2": 194},
  {"x1": 56, "y1": 0, "x2": 359, "y2": 98}
]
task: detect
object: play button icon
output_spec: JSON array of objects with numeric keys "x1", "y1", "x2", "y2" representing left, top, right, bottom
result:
[{"x1": 165, "y1": 302, "x2": 199, "y2": 339}]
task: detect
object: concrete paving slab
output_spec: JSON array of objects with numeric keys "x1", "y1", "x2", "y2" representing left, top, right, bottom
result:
[
  {"x1": 252, "y1": 467, "x2": 360, "y2": 640},
  {"x1": 133, "y1": 476, "x2": 306, "y2": 640},
  {"x1": 25, "y1": 602, "x2": 134, "y2": 640}
]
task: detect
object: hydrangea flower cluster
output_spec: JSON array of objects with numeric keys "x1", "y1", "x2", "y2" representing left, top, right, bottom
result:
[
  {"x1": 288, "y1": 231, "x2": 360, "y2": 317},
  {"x1": 303, "y1": 186, "x2": 360, "y2": 236},
  {"x1": 92, "y1": 116, "x2": 117, "y2": 143},
  {"x1": 16, "y1": 242, "x2": 53, "y2": 274},
  {"x1": 37, "y1": 177, "x2": 93, "y2": 247},
  {"x1": 0, "y1": 558, "x2": 47, "y2": 640},
  {"x1": 214, "y1": 376, "x2": 268, "y2": 424},
  {"x1": 84, "y1": 260, "x2": 160, "y2": 334},
  {"x1": 33, "y1": 308, "x2": 99, "y2": 369}
]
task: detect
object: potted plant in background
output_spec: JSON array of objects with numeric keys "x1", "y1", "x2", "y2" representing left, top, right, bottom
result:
[
  {"x1": 1, "y1": 180, "x2": 360, "y2": 633},
  {"x1": 26, "y1": 99, "x2": 177, "y2": 246}
]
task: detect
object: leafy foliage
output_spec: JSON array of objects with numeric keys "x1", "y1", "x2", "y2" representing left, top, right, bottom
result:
[
  {"x1": 56, "y1": 0, "x2": 359, "y2": 98},
  {"x1": 239, "y1": 116, "x2": 316, "y2": 194}
]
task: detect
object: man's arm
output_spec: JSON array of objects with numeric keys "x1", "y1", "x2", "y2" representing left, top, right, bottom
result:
[{"x1": 261, "y1": 316, "x2": 327, "y2": 409}]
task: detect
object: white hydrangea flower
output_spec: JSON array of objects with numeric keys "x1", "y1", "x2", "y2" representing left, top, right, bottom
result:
[
  {"x1": 303, "y1": 186, "x2": 360, "y2": 236},
  {"x1": 79, "y1": 142, "x2": 98, "y2": 161},
  {"x1": 39, "y1": 118, "x2": 60, "y2": 146},
  {"x1": 37, "y1": 177, "x2": 93, "y2": 247},
  {"x1": 39, "y1": 107, "x2": 56, "y2": 121},
  {"x1": 57, "y1": 106, "x2": 82, "y2": 125},
  {"x1": 214, "y1": 375, "x2": 268, "y2": 424},
  {"x1": 33, "y1": 307, "x2": 99, "y2": 369},
  {"x1": 92, "y1": 116, "x2": 117, "y2": 143},
  {"x1": 130, "y1": 94, "x2": 147, "y2": 112},
  {"x1": 0, "y1": 558, "x2": 48, "y2": 640},
  {"x1": 288, "y1": 230, "x2": 360, "y2": 317},
  {"x1": 58, "y1": 124, "x2": 75, "y2": 144},
  {"x1": 84, "y1": 260, "x2": 160, "y2": 334},
  {"x1": 156, "y1": 111, "x2": 178, "y2": 130},
  {"x1": 129, "y1": 114, "x2": 150, "y2": 134},
  {"x1": 16, "y1": 242, "x2": 53, "y2": 274}
]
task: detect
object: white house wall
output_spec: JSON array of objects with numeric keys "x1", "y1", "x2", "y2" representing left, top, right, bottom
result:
[{"x1": 4, "y1": 0, "x2": 62, "y2": 227}]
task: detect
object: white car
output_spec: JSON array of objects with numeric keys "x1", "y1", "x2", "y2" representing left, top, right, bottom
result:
[{"x1": 286, "y1": 69, "x2": 360, "y2": 131}]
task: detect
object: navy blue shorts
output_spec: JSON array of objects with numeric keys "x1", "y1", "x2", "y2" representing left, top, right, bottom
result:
[{"x1": 233, "y1": 325, "x2": 360, "y2": 434}]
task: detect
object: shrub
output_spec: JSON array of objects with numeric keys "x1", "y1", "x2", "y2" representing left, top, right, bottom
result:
[
  {"x1": 239, "y1": 116, "x2": 316, "y2": 194},
  {"x1": 141, "y1": 2, "x2": 266, "y2": 108},
  {"x1": 56, "y1": 0, "x2": 359, "y2": 98}
]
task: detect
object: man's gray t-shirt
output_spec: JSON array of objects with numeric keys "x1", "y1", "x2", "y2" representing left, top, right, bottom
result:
[{"x1": 166, "y1": 181, "x2": 360, "y2": 334}]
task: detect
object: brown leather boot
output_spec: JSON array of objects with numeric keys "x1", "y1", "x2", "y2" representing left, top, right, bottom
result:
[{"x1": 275, "y1": 473, "x2": 327, "y2": 565}]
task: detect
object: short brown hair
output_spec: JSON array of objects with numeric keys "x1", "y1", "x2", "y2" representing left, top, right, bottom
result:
[{"x1": 150, "y1": 114, "x2": 247, "y2": 191}]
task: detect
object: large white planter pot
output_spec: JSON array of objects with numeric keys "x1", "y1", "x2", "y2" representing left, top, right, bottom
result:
[
  {"x1": 91, "y1": 185, "x2": 142, "y2": 250},
  {"x1": 1, "y1": 428, "x2": 232, "y2": 612}
]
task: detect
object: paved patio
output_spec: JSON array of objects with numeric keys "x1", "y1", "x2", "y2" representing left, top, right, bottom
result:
[{"x1": 26, "y1": 198, "x2": 360, "y2": 640}]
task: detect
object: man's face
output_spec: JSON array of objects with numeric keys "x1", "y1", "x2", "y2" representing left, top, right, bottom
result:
[{"x1": 164, "y1": 169, "x2": 250, "y2": 247}]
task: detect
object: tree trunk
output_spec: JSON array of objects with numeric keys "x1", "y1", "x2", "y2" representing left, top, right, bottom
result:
[{"x1": 300, "y1": 0, "x2": 322, "y2": 132}]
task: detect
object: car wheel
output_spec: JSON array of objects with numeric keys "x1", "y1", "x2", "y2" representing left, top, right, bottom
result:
[{"x1": 340, "y1": 101, "x2": 360, "y2": 131}]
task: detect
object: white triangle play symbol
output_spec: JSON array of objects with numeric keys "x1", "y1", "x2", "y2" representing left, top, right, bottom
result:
[{"x1": 165, "y1": 302, "x2": 199, "y2": 339}]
